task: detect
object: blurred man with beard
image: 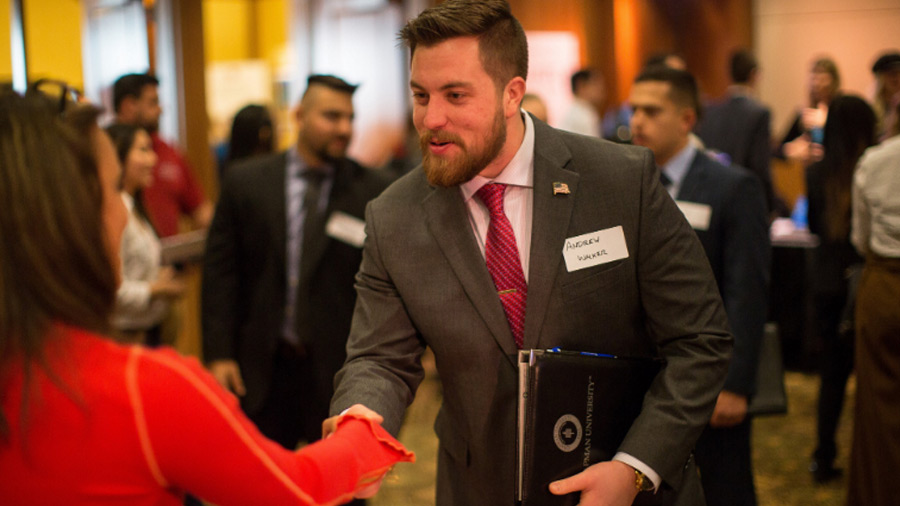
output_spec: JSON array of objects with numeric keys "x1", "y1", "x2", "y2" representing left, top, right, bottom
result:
[
  {"x1": 203, "y1": 76, "x2": 391, "y2": 488},
  {"x1": 325, "y1": 2, "x2": 732, "y2": 505},
  {"x1": 113, "y1": 73, "x2": 213, "y2": 237}
]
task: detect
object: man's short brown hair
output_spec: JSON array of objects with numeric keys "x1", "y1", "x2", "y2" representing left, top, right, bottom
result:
[{"x1": 398, "y1": 0, "x2": 528, "y2": 89}]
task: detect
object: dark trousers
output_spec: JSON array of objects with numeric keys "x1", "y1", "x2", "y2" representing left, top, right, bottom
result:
[
  {"x1": 249, "y1": 341, "x2": 366, "y2": 506},
  {"x1": 694, "y1": 418, "x2": 757, "y2": 506},
  {"x1": 250, "y1": 341, "x2": 325, "y2": 448},
  {"x1": 812, "y1": 291, "x2": 855, "y2": 467}
]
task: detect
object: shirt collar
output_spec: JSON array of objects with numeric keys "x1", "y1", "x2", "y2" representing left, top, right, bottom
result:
[
  {"x1": 460, "y1": 111, "x2": 535, "y2": 202},
  {"x1": 661, "y1": 143, "x2": 696, "y2": 189}
]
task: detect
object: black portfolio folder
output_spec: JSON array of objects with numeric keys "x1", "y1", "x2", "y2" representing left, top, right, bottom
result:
[{"x1": 517, "y1": 349, "x2": 662, "y2": 506}]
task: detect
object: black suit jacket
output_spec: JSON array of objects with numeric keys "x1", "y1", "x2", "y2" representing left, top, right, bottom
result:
[
  {"x1": 202, "y1": 151, "x2": 391, "y2": 415},
  {"x1": 676, "y1": 152, "x2": 770, "y2": 395},
  {"x1": 697, "y1": 93, "x2": 774, "y2": 211}
]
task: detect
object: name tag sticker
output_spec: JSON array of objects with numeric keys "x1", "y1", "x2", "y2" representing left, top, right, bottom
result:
[
  {"x1": 563, "y1": 226, "x2": 629, "y2": 272},
  {"x1": 325, "y1": 211, "x2": 366, "y2": 248},
  {"x1": 675, "y1": 201, "x2": 712, "y2": 231}
]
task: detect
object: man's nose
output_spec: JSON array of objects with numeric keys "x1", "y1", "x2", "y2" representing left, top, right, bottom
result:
[
  {"x1": 420, "y1": 101, "x2": 448, "y2": 131},
  {"x1": 337, "y1": 117, "x2": 353, "y2": 137}
]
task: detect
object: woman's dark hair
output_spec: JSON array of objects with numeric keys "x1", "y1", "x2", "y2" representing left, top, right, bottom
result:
[
  {"x1": 820, "y1": 95, "x2": 877, "y2": 241},
  {"x1": 0, "y1": 88, "x2": 116, "y2": 438},
  {"x1": 105, "y1": 122, "x2": 157, "y2": 233},
  {"x1": 226, "y1": 104, "x2": 274, "y2": 166}
]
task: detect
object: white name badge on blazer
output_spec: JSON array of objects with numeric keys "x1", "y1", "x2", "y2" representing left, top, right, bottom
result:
[
  {"x1": 325, "y1": 211, "x2": 366, "y2": 248},
  {"x1": 563, "y1": 225, "x2": 629, "y2": 272},
  {"x1": 675, "y1": 201, "x2": 712, "y2": 231}
]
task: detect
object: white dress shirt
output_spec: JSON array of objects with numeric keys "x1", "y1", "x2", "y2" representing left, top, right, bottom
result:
[
  {"x1": 852, "y1": 135, "x2": 900, "y2": 258},
  {"x1": 659, "y1": 143, "x2": 697, "y2": 199}
]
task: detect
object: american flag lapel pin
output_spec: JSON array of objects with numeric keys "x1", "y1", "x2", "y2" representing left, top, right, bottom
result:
[{"x1": 552, "y1": 182, "x2": 570, "y2": 195}]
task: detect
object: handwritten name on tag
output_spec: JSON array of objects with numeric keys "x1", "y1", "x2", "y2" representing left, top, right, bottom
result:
[
  {"x1": 675, "y1": 201, "x2": 712, "y2": 231},
  {"x1": 325, "y1": 211, "x2": 366, "y2": 248},
  {"x1": 563, "y1": 226, "x2": 629, "y2": 272}
]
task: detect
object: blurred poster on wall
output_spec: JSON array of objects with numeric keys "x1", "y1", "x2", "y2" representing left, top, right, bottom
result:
[
  {"x1": 206, "y1": 60, "x2": 273, "y2": 143},
  {"x1": 525, "y1": 31, "x2": 581, "y2": 128}
]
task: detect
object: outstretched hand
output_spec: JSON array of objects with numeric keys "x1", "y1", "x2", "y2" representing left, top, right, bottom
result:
[
  {"x1": 549, "y1": 460, "x2": 639, "y2": 506},
  {"x1": 322, "y1": 404, "x2": 385, "y2": 439},
  {"x1": 322, "y1": 404, "x2": 388, "y2": 499}
]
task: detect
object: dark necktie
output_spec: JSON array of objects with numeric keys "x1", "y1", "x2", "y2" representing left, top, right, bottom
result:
[
  {"x1": 301, "y1": 170, "x2": 326, "y2": 248},
  {"x1": 291, "y1": 170, "x2": 326, "y2": 351},
  {"x1": 476, "y1": 183, "x2": 527, "y2": 348},
  {"x1": 659, "y1": 171, "x2": 672, "y2": 189}
]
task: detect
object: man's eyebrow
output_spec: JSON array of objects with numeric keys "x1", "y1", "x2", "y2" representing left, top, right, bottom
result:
[{"x1": 410, "y1": 80, "x2": 475, "y2": 91}]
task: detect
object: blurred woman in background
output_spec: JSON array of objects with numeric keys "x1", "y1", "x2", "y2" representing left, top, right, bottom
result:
[
  {"x1": 106, "y1": 123, "x2": 184, "y2": 345},
  {"x1": 804, "y1": 95, "x2": 876, "y2": 483},
  {"x1": 779, "y1": 57, "x2": 842, "y2": 166},
  {"x1": 0, "y1": 85, "x2": 412, "y2": 505},
  {"x1": 222, "y1": 103, "x2": 275, "y2": 177}
]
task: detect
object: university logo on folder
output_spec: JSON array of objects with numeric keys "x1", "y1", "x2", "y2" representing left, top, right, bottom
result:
[{"x1": 517, "y1": 349, "x2": 663, "y2": 506}]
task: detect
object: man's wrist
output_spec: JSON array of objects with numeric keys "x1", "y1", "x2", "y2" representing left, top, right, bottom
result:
[{"x1": 613, "y1": 452, "x2": 660, "y2": 492}]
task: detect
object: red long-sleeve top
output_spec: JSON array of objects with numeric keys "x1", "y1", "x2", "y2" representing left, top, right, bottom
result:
[{"x1": 0, "y1": 326, "x2": 413, "y2": 505}]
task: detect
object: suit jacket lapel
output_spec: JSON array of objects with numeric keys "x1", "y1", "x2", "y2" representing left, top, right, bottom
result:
[
  {"x1": 676, "y1": 152, "x2": 705, "y2": 202},
  {"x1": 422, "y1": 184, "x2": 520, "y2": 360},
  {"x1": 523, "y1": 122, "x2": 578, "y2": 350},
  {"x1": 268, "y1": 153, "x2": 289, "y2": 279}
]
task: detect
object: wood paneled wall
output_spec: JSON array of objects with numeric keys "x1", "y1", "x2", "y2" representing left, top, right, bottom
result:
[{"x1": 507, "y1": 0, "x2": 753, "y2": 105}]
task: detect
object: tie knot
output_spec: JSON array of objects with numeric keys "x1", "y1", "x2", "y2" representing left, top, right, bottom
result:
[
  {"x1": 659, "y1": 171, "x2": 672, "y2": 188},
  {"x1": 476, "y1": 183, "x2": 507, "y2": 216},
  {"x1": 301, "y1": 169, "x2": 326, "y2": 185}
]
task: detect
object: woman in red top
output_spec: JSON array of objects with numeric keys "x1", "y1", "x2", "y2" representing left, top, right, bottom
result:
[{"x1": 0, "y1": 85, "x2": 412, "y2": 505}]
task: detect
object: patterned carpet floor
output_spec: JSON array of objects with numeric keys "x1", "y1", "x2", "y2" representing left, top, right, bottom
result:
[{"x1": 372, "y1": 358, "x2": 853, "y2": 506}]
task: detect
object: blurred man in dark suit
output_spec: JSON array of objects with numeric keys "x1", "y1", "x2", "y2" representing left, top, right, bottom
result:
[
  {"x1": 631, "y1": 65, "x2": 770, "y2": 506},
  {"x1": 202, "y1": 75, "x2": 391, "y2": 473},
  {"x1": 696, "y1": 50, "x2": 775, "y2": 214}
]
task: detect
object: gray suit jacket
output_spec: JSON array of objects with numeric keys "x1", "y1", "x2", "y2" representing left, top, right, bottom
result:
[{"x1": 331, "y1": 118, "x2": 732, "y2": 505}]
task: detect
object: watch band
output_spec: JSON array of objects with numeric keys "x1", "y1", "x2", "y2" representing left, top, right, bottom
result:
[{"x1": 634, "y1": 468, "x2": 654, "y2": 492}]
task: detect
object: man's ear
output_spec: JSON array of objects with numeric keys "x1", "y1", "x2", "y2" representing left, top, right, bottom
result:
[
  {"x1": 293, "y1": 104, "x2": 305, "y2": 130},
  {"x1": 504, "y1": 77, "x2": 527, "y2": 118},
  {"x1": 681, "y1": 106, "x2": 698, "y2": 134}
]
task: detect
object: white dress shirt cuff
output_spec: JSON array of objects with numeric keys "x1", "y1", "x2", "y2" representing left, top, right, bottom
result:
[{"x1": 613, "y1": 452, "x2": 661, "y2": 492}]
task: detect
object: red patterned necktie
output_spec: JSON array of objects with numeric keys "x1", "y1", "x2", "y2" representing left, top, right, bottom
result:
[{"x1": 476, "y1": 183, "x2": 527, "y2": 348}]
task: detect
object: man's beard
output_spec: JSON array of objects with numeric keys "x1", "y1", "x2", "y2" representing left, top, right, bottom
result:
[
  {"x1": 420, "y1": 108, "x2": 507, "y2": 188},
  {"x1": 306, "y1": 134, "x2": 350, "y2": 164}
]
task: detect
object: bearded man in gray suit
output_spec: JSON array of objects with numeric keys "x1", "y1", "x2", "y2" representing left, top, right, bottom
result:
[{"x1": 325, "y1": 1, "x2": 732, "y2": 505}]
